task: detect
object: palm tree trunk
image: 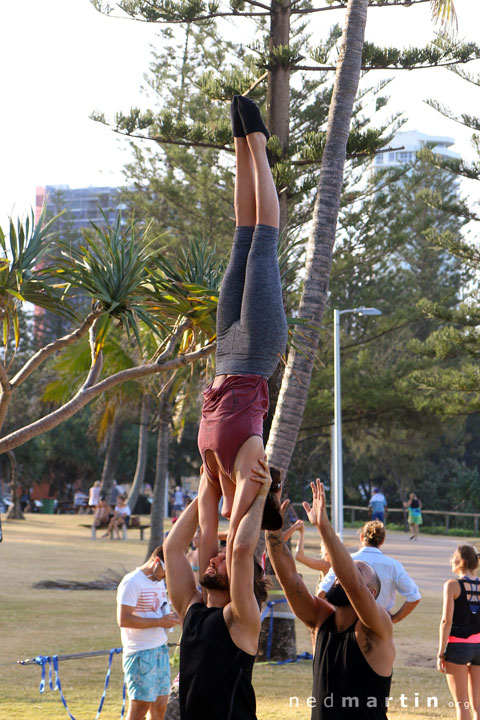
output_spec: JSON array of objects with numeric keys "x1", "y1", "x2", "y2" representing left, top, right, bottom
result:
[
  {"x1": 126, "y1": 394, "x2": 151, "y2": 513},
  {"x1": 147, "y1": 393, "x2": 173, "y2": 557},
  {"x1": 266, "y1": 0, "x2": 369, "y2": 476},
  {"x1": 100, "y1": 417, "x2": 124, "y2": 502}
]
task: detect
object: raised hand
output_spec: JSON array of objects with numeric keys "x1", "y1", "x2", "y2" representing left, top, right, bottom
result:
[{"x1": 302, "y1": 479, "x2": 328, "y2": 528}]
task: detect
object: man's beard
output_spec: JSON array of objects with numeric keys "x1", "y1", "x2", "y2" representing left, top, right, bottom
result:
[
  {"x1": 199, "y1": 572, "x2": 229, "y2": 591},
  {"x1": 325, "y1": 583, "x2": 351, "y2": 607}
]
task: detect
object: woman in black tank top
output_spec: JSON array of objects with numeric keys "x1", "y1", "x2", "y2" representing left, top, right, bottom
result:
[{"x1": 438, "y1": 544, "x2": 480, "y2": 719}]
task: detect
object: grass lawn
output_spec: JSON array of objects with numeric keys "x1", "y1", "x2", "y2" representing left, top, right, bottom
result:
[{"x1": 0, "y1": 513, "x2": 461, "y2": 719}]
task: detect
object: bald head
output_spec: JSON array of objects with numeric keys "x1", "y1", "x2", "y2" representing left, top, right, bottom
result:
[{"x1": 355, "y1": 560, "x2": 381, "y2": 600}]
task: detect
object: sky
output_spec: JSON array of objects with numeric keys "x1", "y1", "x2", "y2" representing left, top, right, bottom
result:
[{"x1": 0, "y1": 0, "x2": 479, "y2": 228}]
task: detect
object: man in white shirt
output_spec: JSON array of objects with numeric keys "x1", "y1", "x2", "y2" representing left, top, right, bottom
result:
[
  {"x1": 117, "y1": 546, "x2": 181, "y2": 720},
  {"x1": 318, "y1": 520, "x2": 421, "y2": 623}
]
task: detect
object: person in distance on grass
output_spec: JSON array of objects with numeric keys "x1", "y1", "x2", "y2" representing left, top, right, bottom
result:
[
  {"x1": 164, "y1": 458, "x2": 271, "y2": 720},
  {"x1": 117, "y1": 546, "x2": 181, "y2": 720},
  {"x1": 266, "y1": 479, "x2": 395, "y2": 719},
  {"x1": 318, "y1": 520, "x2": 421, "y2": 623}
]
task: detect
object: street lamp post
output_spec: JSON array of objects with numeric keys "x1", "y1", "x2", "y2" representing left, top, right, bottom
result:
[{"x1": 333, "y1": 306, "x2": 382, "y2": 539}]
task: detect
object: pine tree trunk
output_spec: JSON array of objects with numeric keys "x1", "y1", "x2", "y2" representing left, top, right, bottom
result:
[
  {"x1": 267, "y1": 0, "x2": 291, "y2": 232},
  {"x1": 127, "y1": 394, "x2": 151, "y2": 513},
  {"x1": 100, "y1": 417, "x2": 124, "y2": 501},
  {"x1": 5, "y1": 451, "x2": 24, "y2": 520},
  {"x1": 266, "y1": 0, "x2": 368, "y2": 477},
  {"x1": 147, "y1": 394, "x2": 172, "y2": 557}
]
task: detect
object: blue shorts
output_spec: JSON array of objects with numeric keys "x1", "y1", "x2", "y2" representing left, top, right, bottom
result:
[
  {"x1": 372, "y1": 512, "x2": 385, "y2": 523},
  {"x1": 123, "y1": 645, "x2": 171, "y2": 702}
]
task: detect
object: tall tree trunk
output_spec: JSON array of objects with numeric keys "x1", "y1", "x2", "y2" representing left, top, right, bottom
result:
[
  {"x1": 100, "y1": 417, "x2": 124, "y2": 501},
  {"x1": 6, "y1": 451, "x2": 23, "y2": 520},
  {"x1": 127, "y1": 394, "x2": 151, "y2": 513},
  {"x1": 147, "y1": 393, "x2": 173, "y2": 557},
  {"x1": 267, "y1": 0, "x2": 291, "y2": 232},
  {"x1": 266, "y1": 0, "x2": 369, "y2": 478}
]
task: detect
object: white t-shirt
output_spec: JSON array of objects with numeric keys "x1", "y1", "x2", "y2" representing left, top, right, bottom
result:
[
  {"x1": 318, "y1": 546, "x2": 421, "y2": 611},
  {"x1": 115, "y1": 504, "x2": 131, "y2": 517},
  {"x1": 117, "y1": 568, "x2": 169, "y2": 656}
]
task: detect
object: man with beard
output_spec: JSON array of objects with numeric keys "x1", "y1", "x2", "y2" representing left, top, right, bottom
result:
[
  {"x1": 163, "y1": 462, "x2": 271, "y2": 720},
  {"x1": 266, "y1": 480, "x2": 395, "y2": 719}
]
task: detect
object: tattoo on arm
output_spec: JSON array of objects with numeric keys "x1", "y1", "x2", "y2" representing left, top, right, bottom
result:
[{"x1": 267, "y1": 532, "x2": 291, "y2": 557}]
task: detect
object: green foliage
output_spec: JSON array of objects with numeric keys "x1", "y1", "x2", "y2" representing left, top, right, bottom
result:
[
  {"x1": 55, "y1": 212, "x2": 164, "y2": 349},
  {"x1": 287, "y1": 155, "x2": 471, "y2": 508},
  {"x1": 0, "y1": 209, "x2": 77, "y2": 353},
  {"x1": 360, "y1": 36, "x2": 480, "y2": 69}
]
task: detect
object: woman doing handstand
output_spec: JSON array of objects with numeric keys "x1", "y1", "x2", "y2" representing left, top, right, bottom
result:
[{"x1": 197, "y1": 95, "x2": 288, "y2": 576}]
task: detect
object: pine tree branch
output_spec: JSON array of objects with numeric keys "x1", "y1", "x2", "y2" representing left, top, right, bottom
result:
[
  {"x1": 114, "y1": 128, "x2": 234, "y2": 152},
  {"x1": 243, "y1": 71, "x2": 268, "y2": 96},
  {"x1": 93, "y1": 8, "x2": 269, "y2": 22},
  {"x1": 294, "y1": 59, "x2": 476, "y2": 72},
  {"x1": 242, "y1": 0, "x2": 271, "y2": 10},
  {"x1": 10, "y1": 308, "x2": 104, "y2": 390},
  {"x1": 291, "y1": 0, "x2": 430, "y2": 12}
]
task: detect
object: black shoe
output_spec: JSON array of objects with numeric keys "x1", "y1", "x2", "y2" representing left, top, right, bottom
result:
[
  {"x1": 237, "y1": 95, "x2": 270, "y2": 141},
  {"x1": 230, "y1": 96, "x2": 245, "y2": 138}
]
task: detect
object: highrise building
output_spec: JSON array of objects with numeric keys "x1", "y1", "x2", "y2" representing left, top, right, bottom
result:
[
  {"x1": 35, "y1": 184, "x2": 124, "y2": 229},
  {"x1": 34, "y1": 185, "x2": 125, "y2": 345},
  {"x1": 373, "y1": 130, "x2": 459, "y2": 169}
]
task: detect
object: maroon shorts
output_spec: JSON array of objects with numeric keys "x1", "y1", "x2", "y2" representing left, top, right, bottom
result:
[{"x1": 198, "y1": 375, "x2": 269, "y2": 480}]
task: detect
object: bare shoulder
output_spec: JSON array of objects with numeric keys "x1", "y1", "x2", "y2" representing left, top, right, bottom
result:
[
  {"x1": 357, "y1": 615, "x2": 395, "y2": 674},
  {"x1": 183, "y1": 591, "x2": 203, "y2": 619},
  {"x1": 223, "y1": 602, "x2": 259, "y2": 656},
  {"x1": 445, "y1": 578, "x2": 460, "y2": 596}
]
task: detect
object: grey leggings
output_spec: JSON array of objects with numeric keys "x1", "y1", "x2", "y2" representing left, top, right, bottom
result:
[{"x1": 215, "y1": 224, "x2": 288, "y2": 379}]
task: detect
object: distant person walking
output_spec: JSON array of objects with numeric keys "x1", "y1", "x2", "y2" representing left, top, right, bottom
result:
[
  {"x1": 318, "y1": 520, "x2": 421, "y2": 622},
  {"x1": 404, "y1": 493, "x2": 422, "y2": 541},
  {"x1": 368, "y1": 488, "x2": 387, "y2": 524},
  {"x1": 438, "y1": 544, "x2": 480, "y2": 720},
  {"x1": 172, "y1": 486, "x2": 184, "y2": 517},
  {"x1": 88, "y1": 481, "x2": 101, "y2": 512}
]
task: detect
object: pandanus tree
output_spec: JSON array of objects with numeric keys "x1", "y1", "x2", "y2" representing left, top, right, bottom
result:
[{"x1": 0, "y1": 213, "x2": 222, "y2": 480}]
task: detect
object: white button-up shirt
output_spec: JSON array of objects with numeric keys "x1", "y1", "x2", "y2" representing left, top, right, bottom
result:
[{"x1": 318, "y1": 546, "x2": 421, "y2": 611}]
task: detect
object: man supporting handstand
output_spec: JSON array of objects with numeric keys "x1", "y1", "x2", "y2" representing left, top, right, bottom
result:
[
  {"x1": 164, "y1": 466, "x2": 271, "y2": 720},
  {"x1": 266, "y1": 479, "x2": 395, "y2": 719}
]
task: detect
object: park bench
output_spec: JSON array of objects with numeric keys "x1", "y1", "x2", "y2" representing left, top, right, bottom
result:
[{"x1": 80, "y1": 518, "x2": 150, "y2": 541}]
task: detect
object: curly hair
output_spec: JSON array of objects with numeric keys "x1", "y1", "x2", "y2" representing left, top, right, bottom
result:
[
  {"x1": 361, "y1": 520, "x2": 386, "y2": 547},
  {"x1": 253, "y1": 559, "x2": 272, "y2": 608}
]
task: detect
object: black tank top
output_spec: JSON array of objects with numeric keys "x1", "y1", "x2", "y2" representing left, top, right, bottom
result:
[
  {"x1": 450, "y1": 578, "x2": 480, "y2": 639},
  {"x1": 179, "y1": 603, "x2": 257, "y2": 720},
  {"x1": 312, "y1": 613, "x2": 392, "y2": 719}
]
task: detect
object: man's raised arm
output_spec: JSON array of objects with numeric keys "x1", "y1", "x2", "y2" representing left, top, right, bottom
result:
[
  {"x1": 164, "y1": 498, "x2": 202, "y2": 619},
  {"x1": 266, "y1": 499, "x2": 329, "y2": 631},
  {"x1": 227, "y1": 459, "x2": 271, "y2": 649},
  {"x1": 304, "y1": 480, "x2": 392, "y2": 641}
]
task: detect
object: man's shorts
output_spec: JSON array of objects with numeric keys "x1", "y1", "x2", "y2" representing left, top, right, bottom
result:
[
  {"x1": 372, "y1": 512, "x2": 385, "y2": 523},
  {"x1": 123, "y1": 645, "x2": 171, "y2": 702}
]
